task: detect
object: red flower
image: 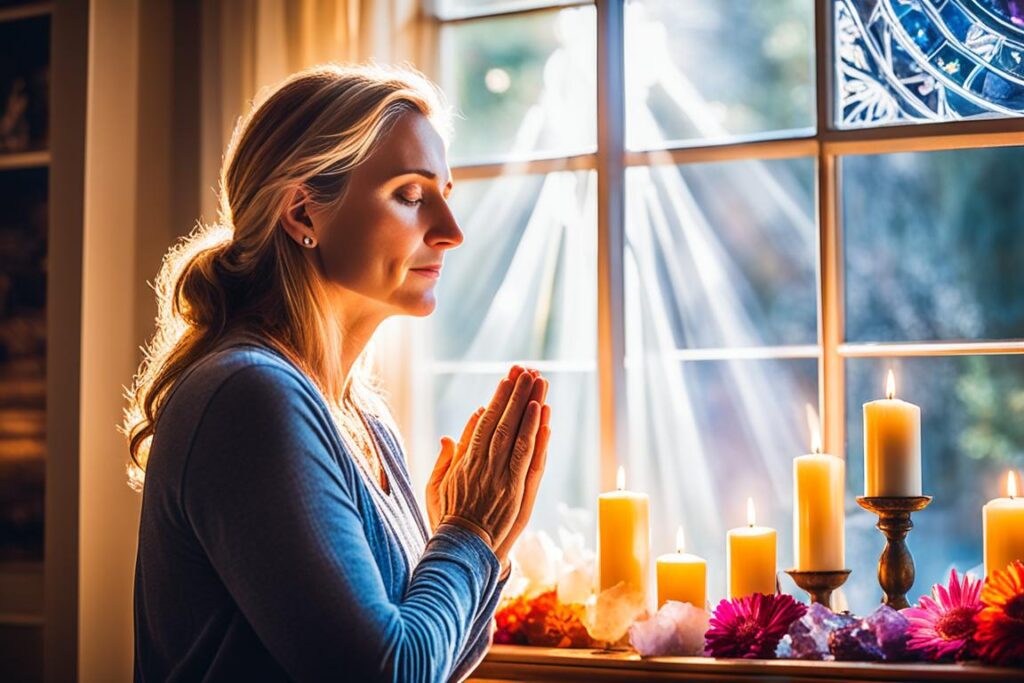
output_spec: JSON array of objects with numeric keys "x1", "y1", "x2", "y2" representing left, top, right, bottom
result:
[
  {"x1": 903, "y1": 568, "x2": 983, "y2": 661},
  {"x1": 975, "y1": 560, "x2": 1024, "y2": 666},
  {"x1": 705, "y1": 593, "x2": 807, "y2": 659}
]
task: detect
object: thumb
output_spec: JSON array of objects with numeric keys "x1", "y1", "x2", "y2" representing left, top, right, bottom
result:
[{"x1": 428, "y1": 436, "x2": 456, "y2": 489}]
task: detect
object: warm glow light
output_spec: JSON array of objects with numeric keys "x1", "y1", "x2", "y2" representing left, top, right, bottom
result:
[
  {"x1": 805, "y1": 403, "x2": 822, "y2": 454},
  {"x1": 746, "y1": 497, "x2": 756, "y2": 527},
  {"x1": 617, "y1": 465, "x2": 625, "y2": 491},
  {"x1": 885, "y1": 370, "x2": 896, "y2": 400},
  {"x1": 676, "y1": 526, "x2": 686, "y2": 554},
  {"x1": 1009, "y1": 470, "x2": 1019, "y2": 499}
]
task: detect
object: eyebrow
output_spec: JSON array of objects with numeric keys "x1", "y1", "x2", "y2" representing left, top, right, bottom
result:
[{"x1": 388, "y1": 168, "x2": 453, "y2": 189}]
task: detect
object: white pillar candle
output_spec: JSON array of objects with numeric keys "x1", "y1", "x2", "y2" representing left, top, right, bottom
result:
[
  {"x1": 598, "y1": 466, "x2": 650, "y2": 598},
  {"x1": 794, "y1": 416, "x2": 846, "y2": 570},
  {"x1": 863, "y1": 370, "x2": 921, "y2": 497},
  {"x1": 984, "y1": 471, "x2": 1024, "y2": 577}
]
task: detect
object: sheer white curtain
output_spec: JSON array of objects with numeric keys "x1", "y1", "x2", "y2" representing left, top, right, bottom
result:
[{"x1": 196, "y1": 0, "x2": 438, "y2": 471}]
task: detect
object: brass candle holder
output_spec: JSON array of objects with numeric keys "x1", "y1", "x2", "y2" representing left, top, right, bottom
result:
[
  {"x1": 784, "y1": 569, "x2": 851, "y2": 608},
  {"x1": 856, "y1": 495, "x2": 932, "y2": 610}
]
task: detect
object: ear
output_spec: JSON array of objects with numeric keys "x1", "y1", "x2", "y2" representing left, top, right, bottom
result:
[{"x1": 279, "y1": 184, "x2": 318, "y2": 248}]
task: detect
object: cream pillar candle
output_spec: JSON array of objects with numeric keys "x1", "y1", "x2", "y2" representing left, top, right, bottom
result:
[
  {"x1": 984, "y1": 471, "x2": 1024, "y2": 577},
  {"x1": 727, "y1": 498, "x2": 777, "y2": 598},
  {"x1": 863, "y1": 370, "x2": 922, "y2": 497},
  {"x1": 794, "y1": 416, "x2": 846, "y2": 571},
  {"x1": 598, "y1": 466, "x2": 650, "y2": 597},
  {"x1": 656, "y1": 527, "x2": 707, "y2": 609}
]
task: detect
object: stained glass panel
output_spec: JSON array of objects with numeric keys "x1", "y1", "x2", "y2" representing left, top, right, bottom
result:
[{"x1": 836, "y1": 0, "x2": 1024, "y2": 127}]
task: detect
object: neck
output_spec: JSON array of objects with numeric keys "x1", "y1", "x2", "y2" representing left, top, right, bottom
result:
[{"x1": 325, "y1": 286, "x2": 389, "y2": 398}]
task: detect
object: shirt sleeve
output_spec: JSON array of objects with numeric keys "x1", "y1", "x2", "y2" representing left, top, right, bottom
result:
[
  {"x1": 181, "y1": 364, "x2": 502, "y2": 683},
  {"x1": 446, "y1": 572, "x2": 509, "y2": 683}
]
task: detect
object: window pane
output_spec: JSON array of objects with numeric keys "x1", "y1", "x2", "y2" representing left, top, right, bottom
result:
[
  {"x1": 432, "y1": 171, "x2": 596, "y2": 362},
  {"x1": 625, "y1": 159, "x2": 817, "y2": 350},
  {"x1": 843, "y1": 146, "x2": 1024, "y2": 343},
  {"x1": 625, "y1": 0, "x2": 815, "y2": 149},
  {"x1": 430, "y1": 370, "x2": 598, "y2": 534},
  {"x1": 436, "y1": 0, "x2": 591, "y2": 20},
  {"x1": 835, "y1": 0, "x2": 1024, "y2": 128},
  {"x1": 626, "y1": 358, "x2": 819, "y2": 603},
  {"x1": 845, "y1": 356, "x2": 1024, "y2": 613},
  {"x1": 440, "y1": 6, "x2": 595, "y2": 163}
]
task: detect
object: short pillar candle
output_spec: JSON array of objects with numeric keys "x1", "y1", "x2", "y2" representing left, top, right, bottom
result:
[
  {"x1": 656, "y1": 527, "x2": 707, "y2": 609},
  {"x1": 727, "y1": 498, "x2": 777, "y2": 598}
]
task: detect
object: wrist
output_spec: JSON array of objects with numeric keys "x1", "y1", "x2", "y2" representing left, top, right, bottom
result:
[{"x1": 439, "y1": 514, "x2": 494, "y2": 549}]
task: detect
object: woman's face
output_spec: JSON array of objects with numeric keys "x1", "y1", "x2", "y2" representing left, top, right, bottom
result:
[{"x1": 309, "y1": 111, "x2": 463, "y2": 318}]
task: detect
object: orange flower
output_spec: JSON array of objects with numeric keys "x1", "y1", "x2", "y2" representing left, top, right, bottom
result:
[
  {"x1": 975, "y1": 560, "x2": 1024, "y2": 666},
  {"x1": 494, "y1": 594, "x2": 531, "y2": 645},
  {"x1": 522, "y1": 591, "x2": 593, "y2": 648}
]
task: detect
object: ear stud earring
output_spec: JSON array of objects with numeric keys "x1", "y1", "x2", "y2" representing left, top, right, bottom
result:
[{"x1": 302, "y1": 235, "x2": 315, "y2": 247}]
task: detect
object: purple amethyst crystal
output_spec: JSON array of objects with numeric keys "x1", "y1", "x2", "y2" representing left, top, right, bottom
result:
[
  {"x1": 829, "y1": 621, "x2": 884, "y2": 661},
  {"x1": 865, "y1": 605, "x2": 914, "y2": 662},
  {"x1": 779, "y1": 603, "x2": 857, "y2": 660}
]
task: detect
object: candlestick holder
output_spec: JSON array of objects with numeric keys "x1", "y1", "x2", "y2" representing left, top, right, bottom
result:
[
  {"x1": 856, "y1": 496, "x2": 932, "y2": 610},
  {"x1": 784, "y1": 569, "x2": 851, "y2": 607}
]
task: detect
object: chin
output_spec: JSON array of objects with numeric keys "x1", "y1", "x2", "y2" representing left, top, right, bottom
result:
[{"x1": 399, "y1": 293, "x2": 437, "y2": 317}]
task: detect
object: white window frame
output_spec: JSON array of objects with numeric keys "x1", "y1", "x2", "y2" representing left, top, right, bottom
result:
[{"x1": 428, "y1": 0, "x2": 1024, "y2": 492}]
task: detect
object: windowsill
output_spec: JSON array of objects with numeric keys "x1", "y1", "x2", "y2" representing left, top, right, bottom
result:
[{"x1": 472, "y1": 645, "x2": 1024, "y2": 682}]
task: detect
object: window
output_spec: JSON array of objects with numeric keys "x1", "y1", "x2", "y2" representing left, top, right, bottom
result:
[{"x1": 422, "y1": 0, "x2": 1024, "y2": 613}]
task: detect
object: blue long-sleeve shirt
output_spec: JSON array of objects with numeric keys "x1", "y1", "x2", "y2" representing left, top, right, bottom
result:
[{"x1": 133, "y1": 337, "x2": 506, "y2": 682}]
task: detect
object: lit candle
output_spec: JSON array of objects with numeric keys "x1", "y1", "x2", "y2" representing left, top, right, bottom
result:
[
  {"x1": 598, "y1": 466, "x2": 650, "y2": 597},
  {"x1": 983, "y1": 471, "x2": 1024, "y2": 577},
  {"x1": 863, "y1": 370, "x2": 921, "y2": 497},
  {"x1": 727, "y1": 498, "x2": 777, "y2": 598},
  {"x1": 794, "y1": 406, "x2": 846, "y2": 570},
  {"x1": 656, "y1": 527, "x2": 707, "y2": 609}
]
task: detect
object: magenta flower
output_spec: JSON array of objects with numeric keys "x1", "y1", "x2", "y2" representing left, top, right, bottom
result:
[
  {"x1": 903, "y1": 568, "x2": 983, "y2": 661},
  {"x1": 705, "y1": 593, "x2": 807, "y2": 659}
]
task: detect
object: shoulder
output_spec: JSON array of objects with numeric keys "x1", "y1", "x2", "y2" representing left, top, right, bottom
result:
[{"x1": 157, "y1": 344, "x2": 330, "y2": 449}]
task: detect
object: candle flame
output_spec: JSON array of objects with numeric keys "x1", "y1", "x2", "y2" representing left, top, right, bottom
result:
[
  {"x1": 1009, "y1": 470, "x2": 1019, "y2": 499},
  {"x1": 676, "y1": 526, "x2": 686, "y2": 554},
  {"x1": 746, "y1": 497, "x2": 756, "y2": 527},
  {"x1": 805, "y1": 403, "x2": 822, "y2": 454},
  {"x1": 885, "y1": 370, "x2": 896, "y2": 400},
  {"x1": 616, "y1": 465, "x2": 625, "y2": 491}
]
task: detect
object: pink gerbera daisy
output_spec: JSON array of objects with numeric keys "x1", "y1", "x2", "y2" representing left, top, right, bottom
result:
[
  {"x1": 704, "y1": 593, "x2": 807, "y2": 659},
  {"x1": 903, "y1": 568, "x2": 983, "y2": 661}
]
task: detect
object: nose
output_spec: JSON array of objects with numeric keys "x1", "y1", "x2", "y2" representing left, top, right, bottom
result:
[{"x1": 426, "y1": 200, "x2": 464, "y2": 250}]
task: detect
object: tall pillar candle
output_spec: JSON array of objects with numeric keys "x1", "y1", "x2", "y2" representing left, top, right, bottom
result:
[
  {"x1": 598, "y1": 466, "x2": 650, "y2": 597},
  {"x1": 727, "y1": 498, "x2": 777, "y2": 598},
  {"x1": 984, "y1": 471, "x2": 1024, "y2": 577},
  {"x1": 656, "y1": 527, "x2": 707, "y2": 609},
  {"x1": 794, "y1": 425, "x2": 846, "y2": 570},
  {"x1": 864, "y1": 370, "x2": 921, "y2": 497}
]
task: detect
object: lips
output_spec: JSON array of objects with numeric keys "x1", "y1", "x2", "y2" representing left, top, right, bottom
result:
[{"x1": 410, "y1": 265, "x2": 442, "y2": 279}]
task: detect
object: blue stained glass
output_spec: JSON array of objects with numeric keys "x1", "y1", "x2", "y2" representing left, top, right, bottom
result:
[{"x1": 836, "y1": 0, "x2": 1024, "y2": 127}]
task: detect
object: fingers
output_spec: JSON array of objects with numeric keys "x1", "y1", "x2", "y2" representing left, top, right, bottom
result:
[
  {"x1": 472, "y1": 376, "x2": 518, "y2": 453},
  {"x1": 491, "y1": 372, "x2": 539, "y2": 463},
  {"x1": 517, "y1": 423, "x2": 551, "y2": 520},
  {"x1": 507, "y1": 399, "x2": 543, "y2": 479},
  {"x1": 454, "y1": 407, "x2": 484, "y2": 466}
]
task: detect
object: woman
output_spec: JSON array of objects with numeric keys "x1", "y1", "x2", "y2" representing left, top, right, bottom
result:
[{"x1": 126, "y1": 63, "x2": 551, "y2": 682}]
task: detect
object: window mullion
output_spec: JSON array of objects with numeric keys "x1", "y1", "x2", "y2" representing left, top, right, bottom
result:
[
  {"x1": 815, "y1": 0, "x2": 846, "y2": 457},
  {"x1": 596, "y1": 0, "x2": 628, "y2": 493}
]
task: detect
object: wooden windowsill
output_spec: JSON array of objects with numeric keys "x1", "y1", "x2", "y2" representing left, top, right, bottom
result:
[{"x1": 471, "y1": 645, "x2": 1024, "y2": 682}]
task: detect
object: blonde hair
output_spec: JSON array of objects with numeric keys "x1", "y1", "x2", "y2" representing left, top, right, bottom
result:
[{"x1": 121, "y1": 62, "x2": 452, "y2": 490}]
